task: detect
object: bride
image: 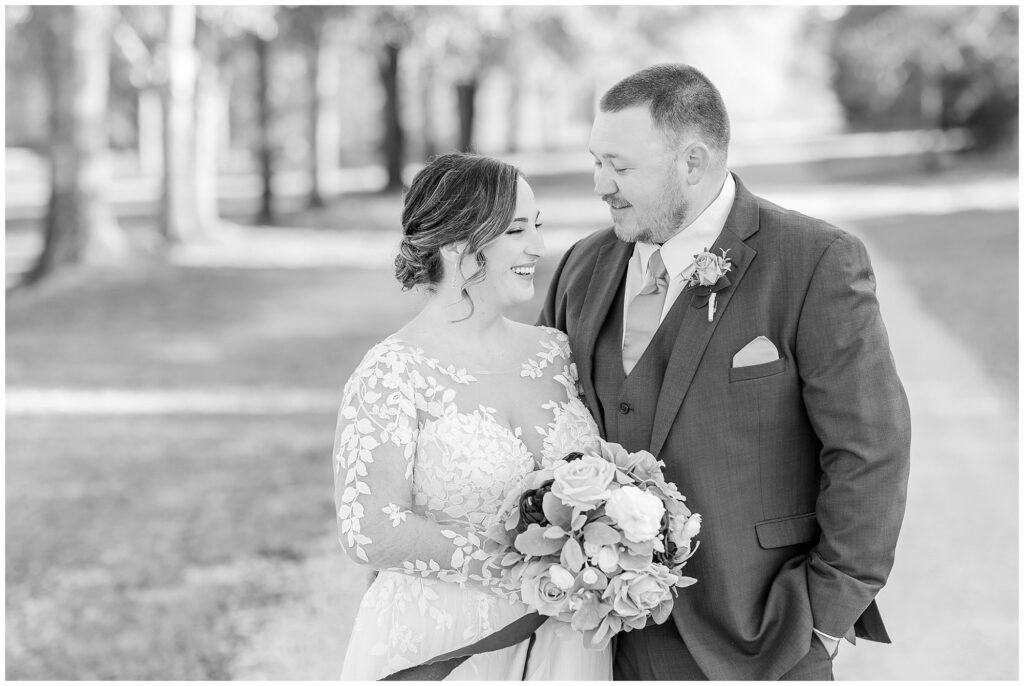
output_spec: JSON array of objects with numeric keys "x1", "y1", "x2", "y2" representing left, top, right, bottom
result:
[{"x1": 333, "y1": 152, "x2": 613, "y2": 680}]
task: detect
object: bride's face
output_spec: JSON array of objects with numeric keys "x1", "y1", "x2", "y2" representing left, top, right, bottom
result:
[{"x1": 472, "y1": 177, "x2": 545, "y2": 308}]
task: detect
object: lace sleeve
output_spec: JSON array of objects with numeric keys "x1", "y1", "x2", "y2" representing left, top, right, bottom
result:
[
  {"x1": 539, "y1": 327, "x2": 584, "y2": 398},
  {"x1": 333, "y1": 345, "x2": 512, "y2": 596}
]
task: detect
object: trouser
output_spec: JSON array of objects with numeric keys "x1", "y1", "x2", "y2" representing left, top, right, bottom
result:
[{"x1": 612, "y1": 619, "x2": 834, "y2": 681}]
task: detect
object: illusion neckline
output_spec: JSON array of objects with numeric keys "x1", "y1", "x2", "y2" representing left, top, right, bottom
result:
[{"x1": 383, "y1": 332, "x2": 560, "y2": 377}]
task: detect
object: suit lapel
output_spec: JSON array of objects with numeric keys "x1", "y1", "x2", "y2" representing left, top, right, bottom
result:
[
  {"x1": 575, "y1": 237, "x2": 632, "y2": 436},
  {"x1": 650, "y1": 175, "x2": 760, "y2": 456}
]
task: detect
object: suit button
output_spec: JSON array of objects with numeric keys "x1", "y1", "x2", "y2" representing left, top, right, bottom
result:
[{"x1": 619, "y1": 402, "x2": 631, "y2": 414}]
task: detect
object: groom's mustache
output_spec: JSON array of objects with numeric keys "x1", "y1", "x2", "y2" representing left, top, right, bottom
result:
[{"x1": 602, "y1": 194, "x2": 630, "y2": 209}]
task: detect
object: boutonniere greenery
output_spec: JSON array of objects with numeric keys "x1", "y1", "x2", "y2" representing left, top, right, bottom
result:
[{"x1": 685, "y1": 248, "x2": 733, "y2": 322}]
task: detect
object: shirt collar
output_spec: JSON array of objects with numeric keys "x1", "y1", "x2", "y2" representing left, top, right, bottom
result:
[{"x1": 637, "y1": 172, "x2": 736, "y2": 280}]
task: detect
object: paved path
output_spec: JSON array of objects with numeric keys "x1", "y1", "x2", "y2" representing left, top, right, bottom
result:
[
  {"x1": 5, "y1": 388, "x2": 340, "y2": 415},
  {"x1": 831, "y1": 231, "x2": 1018, "y2": 680}
]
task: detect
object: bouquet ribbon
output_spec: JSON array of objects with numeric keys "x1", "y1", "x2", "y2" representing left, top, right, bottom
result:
[{"x1": 381, "y1": 611, "x2": 548, "y2": 680}]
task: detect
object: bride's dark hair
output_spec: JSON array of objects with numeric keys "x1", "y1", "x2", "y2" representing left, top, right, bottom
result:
[{"x1": 395, "y1": 152, "x2": 522, "y2": 316}]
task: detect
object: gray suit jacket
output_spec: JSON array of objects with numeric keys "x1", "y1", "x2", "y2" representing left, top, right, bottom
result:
[{"x1": 539, "y1": 174, "x2": 911, "y2": 679}]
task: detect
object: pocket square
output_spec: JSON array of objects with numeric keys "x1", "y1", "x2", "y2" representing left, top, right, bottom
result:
[{"x1": 733, "y1": 336, "x2": 779, "y2": 367}]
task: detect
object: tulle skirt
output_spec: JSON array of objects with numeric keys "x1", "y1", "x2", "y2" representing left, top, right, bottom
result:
[{"x1": 340, "y1": 570, "x2": 612, "y2": 681}]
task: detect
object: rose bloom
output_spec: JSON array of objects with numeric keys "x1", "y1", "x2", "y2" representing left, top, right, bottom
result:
[
  {"x1": 521, "y1": 563, "x2": 574, "y2": 618},
  {"x1": 693, "y1": 252, "x2": 723, "y2": 286},
  {"x1": 604, "y1": 566, "x2": 677, "y2": 627},
  {"x1": 550, "y1": 454, "x2": 616, "y2": 511},
  {"x1": 606, "y1": 486, "x2": 665, "y2": 542}
]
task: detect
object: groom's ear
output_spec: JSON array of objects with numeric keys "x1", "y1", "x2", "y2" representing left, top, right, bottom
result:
[{"x1": 680, "y1": 142, "x2": 711, "y2": 185}]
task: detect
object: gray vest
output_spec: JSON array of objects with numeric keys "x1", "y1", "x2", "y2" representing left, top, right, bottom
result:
[{"x1": 593, "y1": 276, "x2": 690, "y2": 454}]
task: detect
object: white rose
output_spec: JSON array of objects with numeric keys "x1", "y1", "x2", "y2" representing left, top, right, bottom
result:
[
  {"x1": 605, "y1": 486, "x2": 665, "y2": 543},
  {"x1": 550, "y1": 454, "x2": 616, "y2": 511}
]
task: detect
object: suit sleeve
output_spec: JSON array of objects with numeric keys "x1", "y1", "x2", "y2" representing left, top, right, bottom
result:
[
  {"x1": 537, "y1": 242, "x2": 576, "y2": 330},
  {"x1": 795, "y1": 232, "x2": 911, "y2": 639}
]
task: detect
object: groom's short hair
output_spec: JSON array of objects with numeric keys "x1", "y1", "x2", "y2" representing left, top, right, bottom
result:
[{"x1": 600, "y1": 64, "x2": 730, "y2": 159}]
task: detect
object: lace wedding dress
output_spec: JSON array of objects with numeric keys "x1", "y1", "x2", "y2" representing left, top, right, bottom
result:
[{"x1": 333, "y1": 327, "x2": 613, "y2": 680}]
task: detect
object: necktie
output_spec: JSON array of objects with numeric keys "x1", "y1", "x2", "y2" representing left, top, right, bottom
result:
[{"x1": 622, "y1": 249, "x2": 670, "y2": 375}]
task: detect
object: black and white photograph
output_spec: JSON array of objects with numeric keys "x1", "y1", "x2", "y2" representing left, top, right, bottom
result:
[{"x1": 4, "y1": 3, "x2": 1018, "y2": 681}]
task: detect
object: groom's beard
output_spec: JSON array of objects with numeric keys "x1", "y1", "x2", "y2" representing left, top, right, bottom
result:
[
  {"x1": 634, "y1": 193, "x2": 688, "y2": 244},
  {"x1": 609, "y1": 171, "x2": 689, "y2": 244}
]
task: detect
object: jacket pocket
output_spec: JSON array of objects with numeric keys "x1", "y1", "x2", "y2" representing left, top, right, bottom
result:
[
  {"x1": 729, "y1": 356, "x2": 787, "y2": 383},
  {"x1": 755, "y1": 512, "x2": 820, "y2": 549}
]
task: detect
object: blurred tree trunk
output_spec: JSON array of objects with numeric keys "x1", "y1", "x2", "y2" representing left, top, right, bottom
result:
[
  {"x1": 540, "y1": 81, "x2": 557, "y2": 151},
  {"x1": 379, "y1": 41, "x2": 404, "y2": 191},
  {"x1": 254, "y1": 32, "x2": 274, "y2": 222},
  {"x1": 308, "y1": 23, "x2": 341, "y2": 209},
  {"x1": 26, "y1": 6, "x2": 128, "y2": 286},
  {"x1": 219, "y1": 62, "x2": 237, "y2": 170},
  {"x1": 919, "y1": 61, "x2": 949, "y2": 172},
  {"x1": 161, "y1": 5, "x2": 203, "y2": 242},
  {"x1": 194, "y1": 19, "x2": 224, "y2": 232},
  {"x1": 419, "y1": 55, "x2": 438, "y2": 158},
  {"x1": 138, "y1": 88, "x2": 163, "y2": 178},
  {"x1": 455, "y1": 78, "x2": 478, "y2": 153},
  {"x1": 506, "y1": 66, "x2": 522, "y2": 154}
]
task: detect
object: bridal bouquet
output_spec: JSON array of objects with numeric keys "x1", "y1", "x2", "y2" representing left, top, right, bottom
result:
[
  {"x1": 380, "y1": 442, "x2": 701, "y2": 679},
  {"x1": 484, "y1": 441, "x2": 701, "y2": 650}
]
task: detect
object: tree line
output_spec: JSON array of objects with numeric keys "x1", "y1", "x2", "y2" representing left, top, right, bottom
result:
[{"x1": 5, "y1": 5, "x2": 1016, "y2": 287}]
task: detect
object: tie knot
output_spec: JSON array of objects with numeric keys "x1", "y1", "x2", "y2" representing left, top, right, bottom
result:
[{"x1": 640, "y1": 250, "x2": 669, "y2": 295}]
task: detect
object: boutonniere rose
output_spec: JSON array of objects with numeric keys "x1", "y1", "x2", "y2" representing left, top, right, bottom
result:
[{"x1": 685, "y1": 248, "x2": 733, "y2": 321}]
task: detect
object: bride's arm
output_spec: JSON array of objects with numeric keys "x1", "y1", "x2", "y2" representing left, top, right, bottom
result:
[{"x1": 332, "y1": 351, "x2": 512, "y2": 597}]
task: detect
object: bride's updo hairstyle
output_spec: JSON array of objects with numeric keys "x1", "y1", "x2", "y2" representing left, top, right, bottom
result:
[{"x1": 395, "y1": 152, "x2": 521, "y2": 313}]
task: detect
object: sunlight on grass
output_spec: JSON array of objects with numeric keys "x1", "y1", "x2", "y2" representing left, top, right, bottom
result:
[{"x1": 6, "y1": 414, "x2": 335, "y2": 679}]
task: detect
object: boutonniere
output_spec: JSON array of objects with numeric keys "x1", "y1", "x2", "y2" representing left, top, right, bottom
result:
[{"x1": 685, "y1": 248, "x2": 733, "y2": 322}]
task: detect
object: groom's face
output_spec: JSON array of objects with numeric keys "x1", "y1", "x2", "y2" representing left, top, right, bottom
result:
[{"x1": 589, "y1": 106, "x2": 689, "y2": 244}]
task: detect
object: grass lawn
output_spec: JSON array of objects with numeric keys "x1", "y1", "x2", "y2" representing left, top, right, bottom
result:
[
  {"x1": 850, "y1": 209, "x2": 1018, "y2": 397},
  {"x1": 6, "y1": 265, "x2": 421, "y2": 390},
  {"x1": 5, "y1": 413, "x2": 335, "y2": 679}
]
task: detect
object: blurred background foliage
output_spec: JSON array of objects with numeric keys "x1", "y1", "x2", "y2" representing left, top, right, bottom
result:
[
  {"x1": 5, "y1": 4, "x2": 1018, "y2": 286},
  {"x1": 830, "y1": 5, "x2": 1019, "y2": 149}
]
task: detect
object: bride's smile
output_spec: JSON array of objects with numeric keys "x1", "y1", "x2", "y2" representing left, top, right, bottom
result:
[{"x1": 471, "y1": 176, "x2": 545, "y2": 308}]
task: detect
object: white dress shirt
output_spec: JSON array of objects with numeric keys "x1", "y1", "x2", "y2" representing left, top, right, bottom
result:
[{"x1": 622, "y1": 172, "x2": 736, "y2": 341}]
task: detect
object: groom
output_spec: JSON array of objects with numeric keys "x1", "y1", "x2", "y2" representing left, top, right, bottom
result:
[{"x1": 539, "y1": 64, "x2": 911, "y2": 680}]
